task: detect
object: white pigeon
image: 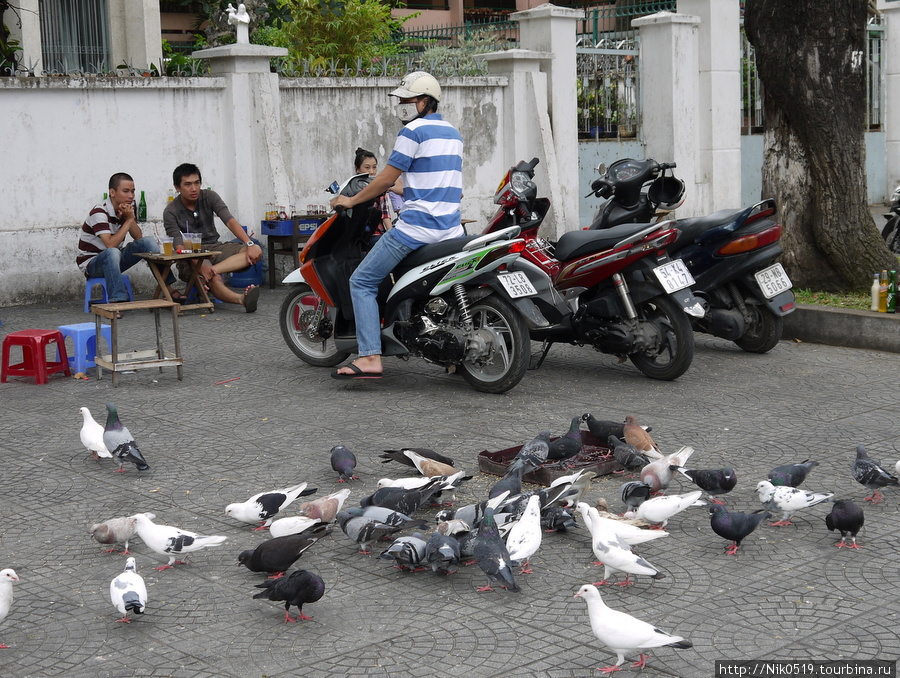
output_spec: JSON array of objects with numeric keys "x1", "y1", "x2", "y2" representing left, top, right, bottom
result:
[
  {"x1": 109, "y1": 557, "x2": 147, "y2": 623},
  {"x1": 504, "y1": 494, "x2": 543, "y2": 574},
  {"x1": 895, "y1": 459, "x2": 900, "y2": 476},
  {"x1": 0, "y1": 568, "x2": 19, "y2": 649},
  {"x1": 586, "y1": 519, "x2": 665, "y2": 586},
  {"x1": 549, "y1": 469, "x2": 597, "y2": 507},
  {"x1": 132, "y1": 513, "x2": 227, "y2": 570},
  {"x1": 755, "y1": 480, "x2": 835, "y2": 526},
  {"x1": 267, "y1": 515, "x2": 322, "y2": 539},
  {"x1": 79, "y1": 406, "x2": 112, "y2": 460},
  {"x1": 224, "y1": 482, "x2": 314, "y2": 529},
  {"x1": 622, "y1": 490, "x2": 706, "y2": 527},
  {"x1": 574, "y1": 584, "x2": 693, "y2": 672},
  {"x1": 575, "y1": 502, "x2": 668, "y2": 546}
]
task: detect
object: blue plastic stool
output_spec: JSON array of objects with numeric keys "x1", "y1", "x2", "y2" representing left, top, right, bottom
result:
[
  {"x1": 83, "y1": 275, "x2": 133, "y2": 313},
  {"x1": 58, "y1": 322, "x2": 113, "y2": 374},
  {"x1": 228, "y1": 234, "x2": 264, "y2": 288}
]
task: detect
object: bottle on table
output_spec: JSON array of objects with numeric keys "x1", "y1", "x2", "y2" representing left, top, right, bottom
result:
[
  {"x1": 888, "y1": 270, "x2": 897, "y2": 314},
  {"x1": 138, "y1": 191, "x2": 147, "y2": 222},
  {"x1": 878, "y1": 270, "x2": 888, "y2": 312},
  {"x1": 871, "y1": 273, "x2": 881, "y2": 311}
]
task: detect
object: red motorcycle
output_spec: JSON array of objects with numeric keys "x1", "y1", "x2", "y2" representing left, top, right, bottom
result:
[{"x1": 481, "y1": 158, "x2": 705, "y2": 381}]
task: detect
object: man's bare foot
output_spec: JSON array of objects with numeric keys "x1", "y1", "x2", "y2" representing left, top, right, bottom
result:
[{"x1": 333, "y1": 356, "x2": 383, "y2": 378}]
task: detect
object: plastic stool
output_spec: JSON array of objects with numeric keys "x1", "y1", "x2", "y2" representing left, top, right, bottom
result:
[
  {"x1": 84, "y1": 275, "x2": 134, "y2": 313},
  {"x1": 58, "y1": 322, "x2": 113, "y2": 374},
  {"x1": 1, "y1": 329, "x2": 72, "y2": 384}
]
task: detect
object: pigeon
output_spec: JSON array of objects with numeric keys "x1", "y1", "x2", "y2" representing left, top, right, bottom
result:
[
  {"x1": 640, "y1": 446, "x2": 694, "y2": 494},
  {"x1": 379, "y1": 534, "x2": 428, "y2": 571},
  {"x1": 294, "y1": 488, "x2": 352, "y2": 523},
  {"x1": 708, "y1": 505, "x2": 769, "y2": 555},
  {"x1": 225, "y1": 483, "x2": 317, "y2": 529},
  {"x1": 549, "y1": 469, "x2": 596, "y2": 507},
  {"x1": 593, "y1": 498, "x2": 651, "y2": 528},
  {"x1": 253, "y1": 569, "x2": 325, "y2": 623},
  {"x1": 623, "y1": 490, "x2": 705, "y2": 528},
  {"x1": 238, "y1": 523, "x2": 333, "y2": 576},
  {"x1": 547, "y1": 417, "x2": 583, "y2": 462},
  {"x1": 360, "y1": 479, "x2": 446, "y2": 515},
  {"x1": 330, "y1": 445, "x2": 358, "y2": 482},
  {"x1": 268, "y1": 516, "x2": 322, "y2": 539},
  {"x1": 768, "y1": 459, "x2": 820, "y2": 487},
  {"x1": 541, "y1": 505, "x2": 578, "y2": 532},
  {"x1": 574, "y1": 584, "x2": 692, "y2": 672},
  {"x1": 581, "y1": 413, "x2": 627, "y2": 440},
  {"x1": 576, "y1": 502, "x2": 668, "y2": 546},
  {"x1": 424, "y1": 531, "x2": 461, "y2": 574},
  {"x1": 504, "y1": 495, "x2": 543, "y2": 574},
  {"x1": 103, "y1": 403, "x2": 149, "y2": 472},
  {"x1": 511, "y1": 431, "x2": 551, "y2": 472},
  {"x1": 343, "y1": 505, "x2": 428, "y2": 530},
  {"x1": 825, "y1": 499, "x2": 865, "y2": 549},
  {"x1": 608, "y1": 435, "x2": 650, "y2": 470},
  {"x1": 621, "y1": 481, "x2": 652, "y2": 512},
  {"x1": 0, "y1": 569, "x2": 19, "y2": 649},
  {"x1": 109, "y1": 557, "x2": 147, "y2": 623},
  {"x1": 852, "y1": 444, "x2": 899, "y2": 503},
  {"x1": 336, "y1": 509, "x2": 427, "y2": 554},
  {"x1": 473, "y1": 492, "x2": 520, "y2": 593},
  {"x1": 402, "y1": 449, "x2": 458, "y2": 477},
  {"x1": 755, "y1": 480, "x2": 834, "y2": 526},
  {"x1": 585, "y1": 516, "x2": 665, "y2": 586},
  {"x1": 380, "y1": 447, "x2": 455, "y2": 468},
  {"x1": 671, "y1": 466, "x2": 737, "y2": 503},
  {"x1": 90, "y1": 514, "x2": 153, "y2": 555},
  {"x1": 376, "y1": 472, "x2": 470, "y2": 506},
  {"x1": 896, "y1": 459, "x2": 900, "y2": 477},
  {"x1": 623, "y1": 414, "x2": 663, "y2": 458},
  {"x1": 79, "y1": 406, "x2": 111, "y2": 460},
  {"x1": 489, "y1": 463, "x2": 525, "y2": 500},
  {"x1": 132, "y1": 513, "x2": 227, "y2": 570}
]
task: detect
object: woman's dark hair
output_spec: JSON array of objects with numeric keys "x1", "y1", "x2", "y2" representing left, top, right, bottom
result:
[{"x1": 354, "y1": 148, "x2": 376, "y2": 172}]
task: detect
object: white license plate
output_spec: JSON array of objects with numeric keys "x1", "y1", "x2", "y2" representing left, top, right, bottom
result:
[
  {"x1": 755, "y1": 263, "x2": 793, "y2": 299},
  {"x1": 498, "y1": 271, "x2": 538, "y2": 298},
  {"x1": 653, "y1": 260, "x2": 695, "y2": 294}
]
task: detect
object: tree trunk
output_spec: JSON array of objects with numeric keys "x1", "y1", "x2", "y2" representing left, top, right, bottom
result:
[{"x1": 745, "y1": 0, "x2": 896, "y2": 291}]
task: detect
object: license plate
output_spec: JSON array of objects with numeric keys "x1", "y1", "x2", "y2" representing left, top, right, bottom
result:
[
  {"x1": 754, "y1": 263, "x2": 793, "y2": 299},
  {"x1": 653, "y1": 260, "x2": 695, "y2": 294},
  {"x1": 498, "y1": 271, "x2": 538, "y2": 298}
]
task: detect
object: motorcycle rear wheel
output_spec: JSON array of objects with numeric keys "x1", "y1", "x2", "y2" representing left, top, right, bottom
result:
[
  {"x1": 628, "y1": 294, "x2": 694, "y2": 381},
  {"x1": 458, "y1": 295, "x2": 531, "y2": 394},
  {"x1": 881, "y1": 215, "x2": 900, "y2": 254},
  {"x1": 734, "y1": 304, "x2": 783, "y2": 354},
  {"x1": 279, "y1": 284, "x2": 351, "y2": 367}
]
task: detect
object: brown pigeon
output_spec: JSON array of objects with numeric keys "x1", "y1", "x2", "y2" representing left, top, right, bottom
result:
[
  {"x1": 90, "y1": 514, "x2": 153, "y2": 555},
  {"x1": 295, "y1": 488, "x2": 352, "y2": 523},
  {"x1": 623, "y1": 415, "x2": 662, "y2": 459}
]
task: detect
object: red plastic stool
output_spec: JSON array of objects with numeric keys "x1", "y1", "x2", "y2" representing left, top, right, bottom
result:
[{"x1": 1, "y1": 329, "x2": 72, "y2": 384}]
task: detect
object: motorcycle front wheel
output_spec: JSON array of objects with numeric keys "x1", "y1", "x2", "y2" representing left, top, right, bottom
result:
[
  {"x1": 628, "y1": 294, "x2": 694, "y2": 381},
  {"x1": 881, "y1": 214, "x2": 900, "y2": 254},
  {"x1": 734, "y1": 303, "x2": 783, "y2": 354},
  {"x1": 458, "y1": 295, "x2": 531, "y2": 394},
  {"x1": 279, "y1": 284, "x2": 351, "y2": 367}
]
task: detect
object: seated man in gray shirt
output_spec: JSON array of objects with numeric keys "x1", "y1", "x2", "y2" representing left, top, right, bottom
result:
[{"x1": 162, "y1": 163, "x2": 262, "y2": 312}]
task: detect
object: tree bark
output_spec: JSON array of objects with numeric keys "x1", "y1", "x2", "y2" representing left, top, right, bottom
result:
[{"x1": 744, "y1": 0, "x2": 896, "y2": 291}]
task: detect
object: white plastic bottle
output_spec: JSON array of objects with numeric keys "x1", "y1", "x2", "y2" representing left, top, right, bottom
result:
[{"x1": 871, "y1": 273, "x2": 880, "y2": 311}]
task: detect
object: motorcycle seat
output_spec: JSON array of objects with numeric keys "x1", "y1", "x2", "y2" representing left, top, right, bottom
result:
[
  {"x1": 393, "y1": 235, "x2": 480, "y2": 278},
  {"x1": 673, "y1": 208, "x2": 745, "y2": 246},
  {"x1": 554, "y1": 222, "x2": 658, "y2": 262}
]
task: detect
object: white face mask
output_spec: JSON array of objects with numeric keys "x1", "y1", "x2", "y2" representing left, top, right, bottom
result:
[{"x1": 396, "y1": 102, "x2": 420, "y2": 124}]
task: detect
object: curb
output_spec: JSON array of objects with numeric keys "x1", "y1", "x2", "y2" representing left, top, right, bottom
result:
[{"x1": 782, "y1": 304, "x2": 900, "y2": 353}]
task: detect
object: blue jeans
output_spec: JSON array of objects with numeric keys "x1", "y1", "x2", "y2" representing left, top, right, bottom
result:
[
  {"x1": 85, "y1": 236, "x2": 174, "y2": 302},
  {"x1": 349, "y1": 229, "x2": 415, "y2": 356}
]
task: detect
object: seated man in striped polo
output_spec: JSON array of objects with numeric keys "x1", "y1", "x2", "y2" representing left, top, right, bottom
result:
[{"x1": 330, "y1": 71, "x2": 464, "y2": 379}]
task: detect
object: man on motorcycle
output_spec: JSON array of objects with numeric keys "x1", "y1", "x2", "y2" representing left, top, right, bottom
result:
[{"x1": 330, "y1": 71, "x2": 465, "y2": 379}]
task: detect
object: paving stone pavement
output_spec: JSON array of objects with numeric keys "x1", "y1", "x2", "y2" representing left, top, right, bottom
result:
[{"x1": 0, "y1": 288, "x2": 898, "y2": 678}]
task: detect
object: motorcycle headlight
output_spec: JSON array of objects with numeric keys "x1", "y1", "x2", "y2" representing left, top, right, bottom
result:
[{"x1": 510, "y1": 171, "x2": 533, "y2": 195}]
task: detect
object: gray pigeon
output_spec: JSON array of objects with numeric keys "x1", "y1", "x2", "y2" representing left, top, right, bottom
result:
[
  {"x1": 252, "y1": 569, "x2": 325, "y2": 623},
  {"x1": 825, "y1": 499, "x2": 865, "y2": 549},
  {"x1": 621, "y1": 481, "x2": 652, "y2": 512},
  {"x1": 344, "y1": 505, "x2": 427, "y2": 530},
  {"x1": 489, "y1": 463, "x2": 525, "y2": 500},
  {"x1": 330, "y1": 445, "x2": 358, "y2": 482},
  {"x1": 671, "y1": 466, "x2": 737, "y2": 503},
  {"x1": 379, "y1": 534, "x2": 428, "y2": 571},
  {"x1": 852, "y1": 444, "x2": 899, "y2": 503},
  {"x1": 360, "y1": 479, "x2": 445, "y2": 515},
  {"x1": 768, "y1": 459, "x2": 819, "y2": 487},
  {"x1": 336, "y1": 510, "x2": 426, "y2": 554},
  {"x1": 581, "y1": 413, "x2": 627, "y2": 440},
  {"x1": 473, "y1": 492, "x2": 520, "y2": 593},
  {"x1": 511, "y1": 431, "x2": 550, "y2": 473},
  {"x1": 90, "y1": 514, "x2": 153, "y2": 555},
  {"x1": 547, "y1": 417, "x2": 583, "y2": 463},
  {"x1": 608, "y1": 435, "x2": 650, "y2": 470},
  {"x1": 103, "y1": 404, "x2": 149, "y2": 472},
  {"x1": 708, "y1": 505, "x2": 769, "y2": 555},
  {"x1": 424, "y1": 531, "x2": 461, "y2": 574}
]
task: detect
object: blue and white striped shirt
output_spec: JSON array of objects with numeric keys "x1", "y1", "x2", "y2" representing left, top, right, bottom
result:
[{"x1": 387, "y1": 113, "x2": 464, "y2": 247}]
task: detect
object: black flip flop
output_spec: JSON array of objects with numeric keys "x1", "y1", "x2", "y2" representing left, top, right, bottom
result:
[
  {"x1": 332, "y1": 363, "x2": 383, "y2": 380},
  {"x1": 243, "y1": 285, "x2": 260, "y2": 313}
]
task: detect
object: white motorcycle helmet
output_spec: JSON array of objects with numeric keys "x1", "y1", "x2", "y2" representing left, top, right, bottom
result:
[
  {"x1": 391, "y1": 71, "x2": 441, "y2": 124},
  {"x1": 648, "y1": 175, "x2": 686, "y2": 211}
]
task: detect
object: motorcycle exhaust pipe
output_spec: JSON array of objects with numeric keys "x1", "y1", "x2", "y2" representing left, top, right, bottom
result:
[{"x1": 613, "y1": 273, "x2": 638, "y2": 320}]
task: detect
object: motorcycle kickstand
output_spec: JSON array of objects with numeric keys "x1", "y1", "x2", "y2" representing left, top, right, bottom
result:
[{"x1": 532, "y1": 340, "x2": 554, "y2": 370}]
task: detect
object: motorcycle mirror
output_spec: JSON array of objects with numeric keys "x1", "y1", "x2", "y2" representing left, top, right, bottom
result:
[{"x1": 596, "y1": 163, "x2": 607, "y2": 175}]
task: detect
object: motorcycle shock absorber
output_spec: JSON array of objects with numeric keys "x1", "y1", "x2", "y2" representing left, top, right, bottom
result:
[
  {"x1": 613, "y1": 273, "x2": 639, "y2": 320},
  {"x1": 453, "y1": 283, "x2": 474, "y2": 331}
]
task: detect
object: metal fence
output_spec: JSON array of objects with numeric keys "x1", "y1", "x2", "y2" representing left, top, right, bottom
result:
[
  {"x1": 577, "y1": 0, "x2": 675, "y2": 48},
  {"x1": 398, "y1": 19, "x2": 519, "y2": 51}
]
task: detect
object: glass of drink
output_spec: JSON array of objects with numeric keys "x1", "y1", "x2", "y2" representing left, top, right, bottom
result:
[
  {"x1": 160, "y1": 235, "x2": 174, "y2": 256},
  {"x1": 192, "y1": 238, "x2": 202, "y2": 252}
]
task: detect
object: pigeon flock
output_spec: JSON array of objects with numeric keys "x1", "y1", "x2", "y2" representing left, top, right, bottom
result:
[{"x1": 1, "y1": 402, "x2": 894, "y2": 674}]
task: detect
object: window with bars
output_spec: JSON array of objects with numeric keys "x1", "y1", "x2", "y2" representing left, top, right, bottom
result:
[{"x1": 39, "y1": 0, "x2": 110, "y2": 74}]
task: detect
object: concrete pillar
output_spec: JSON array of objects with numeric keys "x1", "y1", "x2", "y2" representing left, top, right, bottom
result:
[
  {"x1": 879, "y1": 0, "x2": 900, "y2": 200},
  {"x1": 632, "y1": 12, "x2": 702, "y2": 217},
  {"x1": 510, "y1": 4, "x2": 584, "y2": 237},
  {"x1": 678, "y1": 0, "x2": 742, "y2": 212},
  {"x1": 193, "y1": 44, "x2": 290, "y2": 229},
  {"x1": 5, "y1": 0, "x2": 42, "y2": 74},
  {"x1": 108, "y1": 0, "x2": 163, "y2": 70}
]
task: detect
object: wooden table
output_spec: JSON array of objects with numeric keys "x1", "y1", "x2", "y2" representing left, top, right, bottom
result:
[
  {"x1": 91, "y1": 299, "x2": 183, "y2": 387},
  {"x1": 264, "y1": 215, "x2": 326, "y2": 289},
  {"x1": 136, "y1": 251, "x2": 221, "y2": 314}
]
